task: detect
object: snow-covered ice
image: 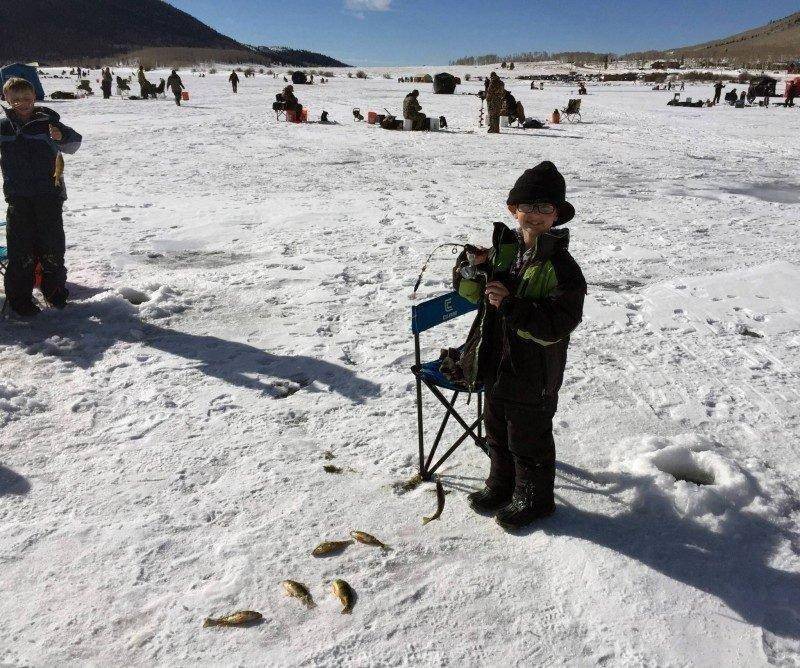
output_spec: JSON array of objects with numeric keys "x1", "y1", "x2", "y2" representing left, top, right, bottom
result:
[{"x1": 1, "y1": 66, "x2": 799, "y2": 665}]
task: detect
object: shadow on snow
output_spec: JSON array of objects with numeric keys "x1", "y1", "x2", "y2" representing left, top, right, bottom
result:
[{"x1": 0, "y1": 292, "x2": 380, "y2": 404}]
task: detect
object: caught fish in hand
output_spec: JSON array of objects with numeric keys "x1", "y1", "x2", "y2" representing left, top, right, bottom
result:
[
  {"x1": 203, "y1": 610, "x2": 263, "y2": 628},
  {"x1": 282, "y1": 580, "x2": 316, "y2": 608},
  {"x1": 332, "y1": 579, "x2": 356, "y2": 614},
  {"x1": 350, "y1": 530, "x2": 390, "y2": 550},
  {"x1": 53, "y1": 153, "x2": 64, "y2": 187},
  {"x1": 423, "y1": 479, "x2": 446, "y2": 525},
  {"x1": 312, "y1": 540, "x2": 354, "y2": 557}
]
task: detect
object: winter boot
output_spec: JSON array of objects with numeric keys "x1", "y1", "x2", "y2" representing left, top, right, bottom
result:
[
  {"x1": 468, "y1": 485, "x2": 514, "y2": 514},
  {"x1": 495, "y1": 460, "x2": 556, "y2": 532},
  {"x1": 44, "y1": 286, "x2": 68, "y2": 309},
  {"x1": 9, "y1": 298, "x2": 41, "y2": 318},
  {"x1": 468, "y1": 446, "x2": 515, "y2": 514}
]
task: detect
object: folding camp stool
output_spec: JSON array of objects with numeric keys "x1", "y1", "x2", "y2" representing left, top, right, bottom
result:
[
  {"x1": 273, "y1": 94, "x2": 287, "y2": 121},
  {"x1": 411, "y1": 291, "x2": 488, "y2": 481},
  {"x1": 561, "y1": 98, "x2": 582, "y2": 123}
]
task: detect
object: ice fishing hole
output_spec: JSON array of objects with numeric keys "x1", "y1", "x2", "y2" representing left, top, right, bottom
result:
[{"x1": 654, "y1": 460, "x2": 715, "y2": 486}]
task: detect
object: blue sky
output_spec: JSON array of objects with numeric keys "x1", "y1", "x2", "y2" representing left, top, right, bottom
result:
[{"x1": 168, "y1": 0, "x2": 800, "y2": 65}]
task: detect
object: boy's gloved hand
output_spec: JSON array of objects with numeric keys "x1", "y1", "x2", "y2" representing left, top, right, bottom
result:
[
  {"x1": 49, "y1": 124, "x2": 62, "y2": 141},
  {"x1": 485, "y1": 281, "x2": 510, "y2": 308},
  {"x1": 465, "y1": 245, "x2": 490, "y2": 266}
]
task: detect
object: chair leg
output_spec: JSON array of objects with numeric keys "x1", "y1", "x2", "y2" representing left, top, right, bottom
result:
[
  {"x1": 427, "y1": 415, "x2": 485, "y2": 477},
  {"x1": 423, "y1": 380, "x2": 486, "y2": 450},
  {"x1": 416, "y1": 376, "x2": 426, "y2": 478},
  {"x1": 424, "y1": 391, "x2": 459, "y2": 472}
]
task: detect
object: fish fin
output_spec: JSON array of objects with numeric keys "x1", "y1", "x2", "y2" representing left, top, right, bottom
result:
[
  {"x1": 342, "y1": 606, "x2": 353, "y2": 614},
  {"x1": 422, "y1": 517, "x2": 433, "y2": 525}
]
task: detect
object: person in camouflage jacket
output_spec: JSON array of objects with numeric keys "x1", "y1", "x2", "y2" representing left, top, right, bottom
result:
[
  {"x1": 485, "y1": 72, "x2": 505, "y2": 134},
  {"x1": 402, "y1": 90, "x2": 427, "y2": 130}
]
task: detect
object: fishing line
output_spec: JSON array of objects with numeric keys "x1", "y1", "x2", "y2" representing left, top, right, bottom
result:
[{"x1": 411, "y1": 243, "x2": 464, "y2": 299}]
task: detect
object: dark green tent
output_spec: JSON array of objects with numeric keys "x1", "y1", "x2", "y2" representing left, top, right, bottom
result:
[
  {"x1": 747, "y1": 75, "x2": 777, "y2": 97},
  {"x1": 433, "y1": 72, "x2": 458, "y2": 94}
]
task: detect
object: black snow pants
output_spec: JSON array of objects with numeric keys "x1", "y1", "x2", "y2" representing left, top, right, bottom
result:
[
  {"x1": 483, "y1": 393, "x2": 556, "y2": 499},
  {"x1": 4, "y1": 196, "x2": 67, "y2": 308}
]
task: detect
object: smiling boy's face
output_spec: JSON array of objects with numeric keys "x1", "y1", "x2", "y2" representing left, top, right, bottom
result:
[
  {"x1": 508, "y1": 204, "x2": 557, "y2": 246},
  {"x1": 5, "y1": 89, "x2": 36, "y2": 121}
]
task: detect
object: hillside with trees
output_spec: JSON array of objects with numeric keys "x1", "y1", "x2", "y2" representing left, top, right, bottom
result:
[
  {"x1": 451, "y1": 11, "x2": 800, "y2": 69},
  {"x1": 625, "y1": 11, "x2": 800, "y2": 65},
  {"x1": 0, "y1": 0, "x2": 347, "y2": 67}
]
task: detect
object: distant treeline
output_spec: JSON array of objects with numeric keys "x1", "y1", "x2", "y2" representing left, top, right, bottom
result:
[
  {"x1": 450, "y1": 51, "x2": 613, "y2": 66},
  {"x1": 254, "y1": 46, "x2": 347, "y2": 68}
]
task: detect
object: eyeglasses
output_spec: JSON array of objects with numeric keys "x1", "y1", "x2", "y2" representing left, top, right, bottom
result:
[{"x1": 518, "y1": 202, "x2": 556, "y2": 214}]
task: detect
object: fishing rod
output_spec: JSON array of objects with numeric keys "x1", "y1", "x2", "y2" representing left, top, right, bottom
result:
[{"x1": 411, "y1": 243, "x2": 464, "y2": 299}]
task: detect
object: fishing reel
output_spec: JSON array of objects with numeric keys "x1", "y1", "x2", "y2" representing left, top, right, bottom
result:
[
  {"x1": 460, "y1": 265, "x2": 489, "y2": 282},
  {"x1": 458, "y1": 244, "x2": 494, "y2": 283}
]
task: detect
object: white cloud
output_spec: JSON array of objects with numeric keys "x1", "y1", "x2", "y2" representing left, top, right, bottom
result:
[{"x1": 345, "y1": 0, "x2": 392, "y2": 11}]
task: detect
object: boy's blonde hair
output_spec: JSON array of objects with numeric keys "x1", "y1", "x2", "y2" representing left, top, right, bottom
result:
[{"x1": 3, "y1": 77, "x2": 35, "y2": 98}]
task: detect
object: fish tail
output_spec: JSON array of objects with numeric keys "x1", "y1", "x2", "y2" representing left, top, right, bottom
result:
[{"x1": 203, "y1": 618, "x2": 218, "y2": 627}]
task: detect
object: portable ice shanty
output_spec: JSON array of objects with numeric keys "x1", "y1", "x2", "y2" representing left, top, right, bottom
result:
[
  {"x1": 0, "y1": 63, "x2": 45, "y2": 101},
  {"x1": 432, "y1": 72, "x2": 459, "y2": 94},
  {"x1": 291, "y1": 70, "x2": 308, "y2": 85},
  {"x1": 785, "y1": 77, "x2": 800, "y2": 101},
  {"x1": 747, "y1": 75, "x2": 778, "y2": 98}
]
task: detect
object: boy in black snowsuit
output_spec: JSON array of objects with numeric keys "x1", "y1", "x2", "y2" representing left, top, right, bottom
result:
[
  {"x1": 0, "y1": 78, "x2": 82, "y2": 316},
  {"x1": 454, "y1": 161, "x2": 586, "y2": 531}
]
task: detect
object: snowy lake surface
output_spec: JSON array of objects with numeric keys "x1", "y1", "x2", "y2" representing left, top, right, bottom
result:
[{"x1": 1, "y1": 66, "x2": 800, "y2": 665}]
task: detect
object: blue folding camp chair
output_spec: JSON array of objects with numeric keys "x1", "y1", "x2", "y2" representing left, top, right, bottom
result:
[{"x1": 411, "y1": 291, "x2": 488, "y2": 480}]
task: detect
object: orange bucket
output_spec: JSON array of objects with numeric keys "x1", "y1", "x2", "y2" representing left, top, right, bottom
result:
[{"x1": 181, "y1": 91, "x2": 190, "y2": 101}]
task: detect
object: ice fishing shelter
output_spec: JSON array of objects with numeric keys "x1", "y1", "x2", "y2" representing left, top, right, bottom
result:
[
  {"x1": 748, "y1": 75, "x2": 778, "y2": 98},
  {"x1": 432, "y1": 72, "x2": 459, "y2": 94},
  {"x1": 786, "y1": 77, "x2": 800, "y2": 101},
  {"x1": 0, "y1": 63, "x2": 45, "y2": 101},
  {"x1": 291, "y1": 71, "x2": 308, "y2": 85}
]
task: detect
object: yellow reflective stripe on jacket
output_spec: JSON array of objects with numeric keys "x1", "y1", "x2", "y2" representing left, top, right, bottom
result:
[{"x1": 516, "y1": 330, "x2": 560, "y2": 346}]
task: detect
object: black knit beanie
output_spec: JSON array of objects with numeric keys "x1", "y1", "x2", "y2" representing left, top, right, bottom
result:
[{"x1": 507, "y1": 161, "x2": 575, "y2": 225}]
